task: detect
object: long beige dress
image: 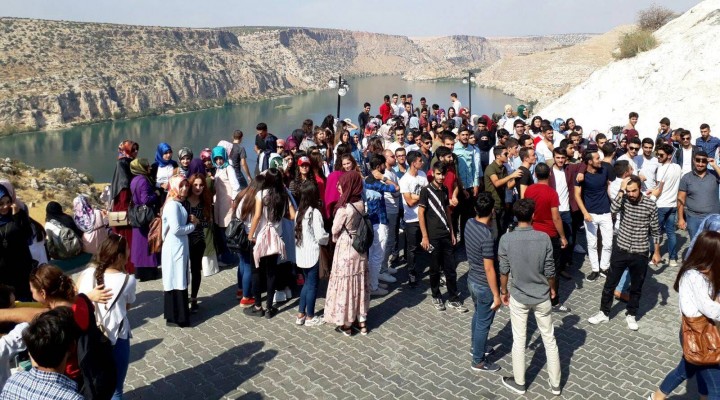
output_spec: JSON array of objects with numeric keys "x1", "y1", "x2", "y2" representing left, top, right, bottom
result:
[{"x1": 323, "y1": 201, "x2": 370, "y2": 326}]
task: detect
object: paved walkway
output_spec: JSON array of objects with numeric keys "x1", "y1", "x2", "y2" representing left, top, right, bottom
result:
[{"x1": 123, "y1": 230, "x2": 697, "y2": 400}]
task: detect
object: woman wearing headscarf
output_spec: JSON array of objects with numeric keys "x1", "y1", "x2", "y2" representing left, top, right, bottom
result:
[
  {"x1": 0, "y1": 181, "x2": 33, "y2": 301},
  {"x1": 200, "y1": 148, "x2": 215, "y2": 177},
  {"x1": 110, "y1": 140, "x2": 138, "y2": 273},
  {"x1": 212, "y1": 145, "x2": 240, "y2": 266},
  {"x1": 324, "y1": 171, "x2": 370, "y2": 335},
  {"x1": 177, "y1": 147, "x2": 194, "y2": 178},
  {"x1": 161, "y1": 175, "x2": 197, "y2": 327},
  {"x1": 72, "y1": 195, "x2": 109, "y2": 255},
  {"x1": 130, "y1": 158, "x2": 161, "y2": 282},
  {"x1": 498, "y1": 104, "x2": 515, "y2": 132},
  {"x1": 517, "y1": 105, "x2": 529, "y2": 124},
  {"x1": 150, "y1": 142, "x2": 178, "y2": 202}
]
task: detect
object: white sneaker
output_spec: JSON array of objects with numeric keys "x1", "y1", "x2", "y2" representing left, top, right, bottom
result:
[
  {"x1": 669, "y1": 259, "x2": 678, "y2": 267},
  {"x1": 370, "y1": 288, "x2": 389, "y2": 296},
  {"x1": 304, "y1": 316, "x2": 324, "y2": 327},
  {"x1": 386, "y1": 266, "x2": 399, "y2": 275},
  {"x1": 284, "y1": 287, "x2": 292, "y2": 300},
  {"x1": 588, "y1": 311, "x2": 609, "y2": 325},
  {"x1": 378, "y1": 272, "x2": 397, "y2": 283},
  {"x1": 574, "y1": 244, "x2": 586, "y2": 254},
  {"x1": 626, "y1": 314, "x2": 639, "y2": 331}
]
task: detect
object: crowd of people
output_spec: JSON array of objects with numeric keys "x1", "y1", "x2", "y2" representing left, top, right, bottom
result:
[{"x1": 0, "y1": 90, "x2": 719, "y2": 398}]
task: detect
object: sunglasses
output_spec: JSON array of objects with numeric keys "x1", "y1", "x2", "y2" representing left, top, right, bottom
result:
[
  {"x1": 695, "y1": 158, "x2": 708, "y2": 164},
  {"x1": 628, "y1": 146, "x2": 640, "y2": 151},
  {"x1": 682, "y1": 137, "x2": 691, "y2": 141},
  {"x1": 424, "y1": 141, "x2": 432, "y2": 145}
]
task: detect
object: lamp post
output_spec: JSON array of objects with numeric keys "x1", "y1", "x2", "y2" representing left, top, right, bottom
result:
[
  {"x1": 462, "y1": 71, "x2": 477, "y2": 115},
  {"x1": 328, "y1": 75, "x2": 350, "y2": 118}
]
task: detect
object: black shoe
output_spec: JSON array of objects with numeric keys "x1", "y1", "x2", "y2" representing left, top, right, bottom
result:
[
  {"x1": 190, "y1": 301, "x2": 199, "y2": 313},
  {"x1": 599, "y1": 269, "x2": 609, "y2": 278},
  {"x1": 501, "y1": 377, "x2": 526, "y2": 394},
  {"x1": 265, "y1": 306, "x2": 278, "y2": 319},
  {"x1": 585, "y1": 271, "x2": 600, "y2": 282},
  {"x1": 245, "y1": 306, "x2": 265, "y2": 317},
  {"x1": 471, "y1": 361, "x2": 501, "y2": 372},
  {"x1": 408, "y1": 274, "x2": 418, "y2": 288},
  {"x1": 485, "y1": 346, "x2": 496, "y2": 357},
  {"x1": 432, "y1": 297, "x2": 446, "y2": 311}
]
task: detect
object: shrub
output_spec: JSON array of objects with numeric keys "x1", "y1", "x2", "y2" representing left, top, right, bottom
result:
[
  {"x1": 637, "y1": 4, "x2": 678, "y2": 31},
  {"x1": 615, "y1": 30, "x2": 657, "y2": 59}
]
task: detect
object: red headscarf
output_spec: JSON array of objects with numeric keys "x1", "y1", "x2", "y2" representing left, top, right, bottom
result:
[
  {"x1": 481, "y1": 115, "x2": 496, "y2": 133},
  {"x1": 334, "y1": 171, "x2": 363, "y2": 214},
  {"x1": 117, "y1": 140, "x2": 138, "y2": 160}
]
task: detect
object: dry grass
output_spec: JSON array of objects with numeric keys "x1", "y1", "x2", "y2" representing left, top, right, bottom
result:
[{"x1": 615, "y1": 30, "x2": 658, "y2": 60}]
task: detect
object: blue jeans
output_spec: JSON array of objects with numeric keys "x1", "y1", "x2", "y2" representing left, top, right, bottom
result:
[
  {"x1": 615, "y1": 269, "x2": 630, "y2": 293},
  {"x1": 112, "y1": 337, "x2": 130, "y2": 400},
  {"x1": 687, "y1": 214, "x2": 705, "y2": 244},
  {"x1": 237, "y1": 249, "x2": 254, "y2": 297},
  {"x1": 659, "y1": 356, "x2": 720, "y2": 397},
  {"x1": 298, "y1": 263, "x2": 319, "y2": 317},
  {"x1": 658, "y1": 207, "x2": 678, "y2": 260},
  {"x1": 468, "y1": 281, "x2": 497, "y2": 365}
]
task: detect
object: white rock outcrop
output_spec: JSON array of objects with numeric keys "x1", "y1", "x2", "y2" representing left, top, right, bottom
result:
[{"x1": 539, "y1": 0, "x2": 720, "y2": 139}]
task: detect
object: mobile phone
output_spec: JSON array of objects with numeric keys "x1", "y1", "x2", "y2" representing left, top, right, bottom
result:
[{"x1": 427, "y1": 244, "x2": 435, "y2": 253}]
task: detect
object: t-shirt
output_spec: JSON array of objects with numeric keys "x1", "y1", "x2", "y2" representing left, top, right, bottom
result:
[
  {"x1": 484, "y1": 162, "x2": 506, "y2": 210},
  {"x1": 679, "y1": 171, "x2": 720, "y2": 217},
  {"x1": 419, "y1": 182, "x2": 451, "y2": 238},
  {"x1": 577, "y1": 166, "x2": 611, "y2": 214},
  {"x1": 465, "y1": 219, "x2": 495, "y2": 286},
  {"x1": 635, "y1": 155, "x2": 659, "y2": 191},
  {"x1": 383, "y1": 168, "x2": 401, "y2": 214},
  {"x1": 399, "y1": 171, "x2": 428, "y2": 223},
  {"x1": 601, "y1": 161, "x2": 617, "y2": 181},
  {"x1": 682, "y1": 147, "x2": 693, "y2": 174},
  {"x1": 552, "y1": 167, "x2": 570, "y2": 212},
  {"x1": 655, "y1": 163, "x2": 683, "y2": 208},
  {"x1": 525, "y1": 184, "x2": 560, "y2": 238},
  {"x1": 78, "y1": 268, "x2": 137, "y2": 345},
  {"x1": 516, "y1": 166, "x2": 533, "y2": 196},
  {"x1": 535, "y1": 140, "x2": 553, "y2": 161}
]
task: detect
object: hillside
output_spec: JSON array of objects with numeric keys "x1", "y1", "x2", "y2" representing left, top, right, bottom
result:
[
  {"x1": 0, "y1": 18, "x2": 592, "y2": 133},
  {"x1": 539, "y1": 0, "x2": 720, "y2": 136},
  {"x1": 477, "y1": 25, "x2": 635, "y2": 108}
]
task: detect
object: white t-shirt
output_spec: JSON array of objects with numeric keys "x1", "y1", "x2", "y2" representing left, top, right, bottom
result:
[
  {"x1": 535, "y1": 140, "x2": 554, "y2": 161},
  {"x1": 78, "y1": 268, "x2": 137, "y2": 345},
  {"x1": 635, "y1": 155, "x2": 659, "y2": 191},
  {"x1": 252, "y1": 190, "x2": 283, "y2": 238},
  {"x1": 682, "y1": 147, "x2": 693, "y2": 174},
  {"x1": 399, "y1": 171, "x2": 428, "y2": 223},
  {"x1": 386, "y1": 142, "x2": 403, "y2": 154},
  {"x1": 451, "y1": 100, "x2": 462, "y2": 113},
  {"x1": 383, "y1": 168, "x2": 401, "y2": 214},
  {"x1": 655, "y1": 163, "x2": 683, "y2": 208},
  {"x1": 553, "y1": 167, "x2": 570, "y2": 212},
  {"x1": 617, "y1": 154, "x2": 639, "y2": 175}
]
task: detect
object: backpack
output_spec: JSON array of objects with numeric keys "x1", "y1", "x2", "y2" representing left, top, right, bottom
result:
[
  {"x1": 253, "y1": 221, "x2": 286, "y2": 267},
  {"x1": 343, "y1": 203, "x2": 373, "y2": 254},
  {"x1": 45, "y1": 220, "x2": 82, "y2": 259},
  {"x1": 76, "y1": 293, "x2": 117, "y2": 400}
]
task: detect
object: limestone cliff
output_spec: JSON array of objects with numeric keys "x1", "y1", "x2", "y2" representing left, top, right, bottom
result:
[{"x1": 0, "y1": 18, "x2": 592, "y2": 133}]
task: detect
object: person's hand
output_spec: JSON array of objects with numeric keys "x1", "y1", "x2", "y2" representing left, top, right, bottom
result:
[
  {"x1": 9, "y1": 203, "x2": 19, "y2": 215},
  {"x1": 560, "y1": 237, "x2": 568, "y2": 249},
  {"x1": 550, "y1": 288, "x2": 557, "y2": 300},
  {"x1": 639, "y1": 173, "x2": 647, "y2": 182},
  {"x1": 450, "y1": 234, "x2": 457, "y2": 247},
  {"x1": 421, "y1": 237, "x2": 430, "y2": 251},
  {"x1": 710, "y1": 158, "x2": 717, "y2": 167},
  {"x1": 463, "y1": 189, "x2": 470, "y2": 199},
  {"x1": 511, "y1": 169, "x2": 523, "y2": 179},
  {"x1": 652, "y1": 252, "x2": 662, "y2": 266},
  {"x1": 501, "y1": 292, "x2": 510, "y2": 306},
  {"x1": 678, "y1": 218, "x2": 687, "y2": 230},
  {"x1": 450, "y1": 197, "x2": 459, "y2": 207},
  {"x1": 576, "y1": 173, "x2": 584, "y2": 183},
  {"x1": 372, "y1": 170, "x2": 384, "y2": 180},
  {"x1": 620, "y1": 177, "x2": 631, "y2": 191},
  {"x1": 161, "y1": 183, "x2": 168, "y2": 190},
  {"x1": 87, "y1": 284, "x2": 113, "y2": 304},
  {"x1": 189, "y1": 215, "x2": 199, "y2": 225},
  {"x1": 491, "y1": 295, "x2": 502, "y2": 311},
  {"x1": 583, "y1": 213, "x2": 593, "y2": 222}
]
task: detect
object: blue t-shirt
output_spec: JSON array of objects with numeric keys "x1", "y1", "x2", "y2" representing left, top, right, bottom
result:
[
  {"x1": 577, "y1": 167, "x2": 611, "y2": 214},
  {"x1": 465, "y1": 219, "x2": 495, "y2": 286}
]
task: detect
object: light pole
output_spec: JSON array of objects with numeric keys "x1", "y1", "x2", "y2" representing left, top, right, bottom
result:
[
  {"x1": 328, "y1": 75, "x2": 350, "y2": 118},
  {"x1": 462, "y1": 71, "x2": 477, "y2": 115}
]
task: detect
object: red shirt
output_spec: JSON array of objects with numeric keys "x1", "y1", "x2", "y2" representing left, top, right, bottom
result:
[
  {"x1": 524, "y1": 183, "x2": 560, "y2": 238},
  {"x1": 379, "y1": 103, "x2": 392, "y2": 123}
]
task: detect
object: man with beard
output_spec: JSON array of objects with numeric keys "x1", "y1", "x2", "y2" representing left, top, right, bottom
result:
[{"x1": 588, "y1": 175, "x2": 661, "y2": 331}]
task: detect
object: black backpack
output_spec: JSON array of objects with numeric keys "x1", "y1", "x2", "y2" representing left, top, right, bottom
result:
[
  {"x1": 76, "y1": 294, "x2": 117, "y2": 400},
  {"x1": 343, "y1": 203, "x2": 374, "y2": 254}
]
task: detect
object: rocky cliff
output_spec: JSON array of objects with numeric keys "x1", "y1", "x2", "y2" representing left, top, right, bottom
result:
[
  {"x1": 539, "y1": 0, "x2": 720, "y2": 137},
  {"x1": 0, "y1": 18, "x2": 592, "y2": 133}
]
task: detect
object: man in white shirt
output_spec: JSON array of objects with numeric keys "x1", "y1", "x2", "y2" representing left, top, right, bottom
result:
[
  {"x1": 450, "y1": 92, "x2": 462, "y2": 115},
  {"x1": 650, "y1": 143, "x2": 683, "y2": 266},
  {"x1": 617, "y1": 137, "x2": 640, "y2": 174},
  {"x1": 391, "y1": 93, "x2": 401, "y2": 116},
  {"x1": 535, "y1": 124, "x2": 555, "y2": 162},
  {"x1": 400, "y1": 150, "x2": 429, "y2": 288},
  {"x1": 634, "y1": 138, "x2": 659, "y2": 192},
  {"x1": 675, "y1": 129, "x2": 699, "y2": 175}
]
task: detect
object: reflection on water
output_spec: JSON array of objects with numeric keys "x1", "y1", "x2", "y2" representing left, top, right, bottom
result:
[{"x1": 0, "y1": 75, "x2": 518, "y2": 182}]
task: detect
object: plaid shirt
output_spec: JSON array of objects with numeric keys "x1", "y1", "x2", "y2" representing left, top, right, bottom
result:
[
  {"x1": 0, "y1": 368, "x2": 83, "y2": 400},
  {"x1": 364, "y1": 178, "x2": 397, "y2": 225}
]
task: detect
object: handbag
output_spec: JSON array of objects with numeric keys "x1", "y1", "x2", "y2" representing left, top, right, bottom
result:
[
  {"x1": 226, "y1": 218, "x2": 253, "y2": 253},
  {"x1": 107, "y1": 211, "x2": 129, "y2": 227},
  {"x1": 681, "y1": 314, "x2": 720, "y2": 365},
  {"x1": 128, "y1": 204, "x2": 155, "y2": 228}
]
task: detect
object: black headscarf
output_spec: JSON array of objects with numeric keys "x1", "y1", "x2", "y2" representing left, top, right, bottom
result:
[
  {"x1": 110, "y1": 157, "x2": 133, "y2": 201},
  {"x1": 46, "y1": 201, "x2": 83, "y2": 238}
]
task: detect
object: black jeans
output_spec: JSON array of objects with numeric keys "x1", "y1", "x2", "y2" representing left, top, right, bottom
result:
[
  {"x1": 559, "y1": 211, "x2": 573, "y2": 272},
  {"x1": 600, "y1": 246, "x2": 648, "y2": 316},
  {"x1": 457, "y1": 192, "x2": 476, "y2": 243},
  {"x1": 429, "y1": 235, "x2": 459, "y2": 300},
  {"x1": 188, "y1": 239, "x2": 206, "y2": 300},
  {"x1": 405, "y1": 222, "x2": 422, "y2": 279},
  {"x1": 549, "y1": 236, "x2": 562, "y2": 306},
  {"x1": 253, "y1": 255, "x2": 278, "y2": 309}
]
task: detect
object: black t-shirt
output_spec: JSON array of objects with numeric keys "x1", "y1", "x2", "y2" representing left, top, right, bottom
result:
[
  {"x1": 601, "y1": 161, "x2": 617, "y2": 181},
  {"x1": 419, "y1": 182, "x2": 451, "y2": 238},
  {"x1": 516, "y1": 166, "x2": 534, "y2": 191}
]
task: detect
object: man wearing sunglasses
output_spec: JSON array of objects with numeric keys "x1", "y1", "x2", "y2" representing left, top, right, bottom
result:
[
  {"x1": 678, "y1": 151, "x2": 720, "y2": 239},
  {"x1": 673, "y1": 129, "x2": 700, "y2": 175},
  {"x1": 617, "y1": 137, "x2": 640, "y2": 174}
]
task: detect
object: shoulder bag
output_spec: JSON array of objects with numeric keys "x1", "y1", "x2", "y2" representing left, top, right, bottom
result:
[{"x1": 682, "y1": 314, "x2": 720, "y2": 365}]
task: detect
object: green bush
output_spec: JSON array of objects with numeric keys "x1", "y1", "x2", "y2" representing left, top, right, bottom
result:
[{"x1": 615, "y1": 30, "x2": 657, "y2": 59}]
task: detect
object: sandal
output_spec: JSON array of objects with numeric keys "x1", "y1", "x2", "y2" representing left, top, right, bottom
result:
[
  {"x1": 335, "y1": 325, "x2": 353, "y2": 337},
  {"x1": 352, "y1": 322, "x2": 369, "y2": 336}
]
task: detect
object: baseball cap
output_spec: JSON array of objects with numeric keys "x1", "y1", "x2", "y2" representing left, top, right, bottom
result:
[{"x1": 298, "y1": 156, "x2": 311, "y2": 166}]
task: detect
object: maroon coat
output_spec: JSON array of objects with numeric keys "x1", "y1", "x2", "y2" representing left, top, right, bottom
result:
[{"x1": 548, "y1": 162, "x2": 586, "y2": 212}]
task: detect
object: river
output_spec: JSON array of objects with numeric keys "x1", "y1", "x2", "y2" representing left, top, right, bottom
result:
[{"x1": 0, "y1": 75, "x2": 518, "y2": 182}]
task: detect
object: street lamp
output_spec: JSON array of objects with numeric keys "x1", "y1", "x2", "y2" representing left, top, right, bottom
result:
[
  {"x1": 462, "y1": 71, "x2": 477, "y2": 115},
  {"x1": 328, "y1": 75, "x2": 350, "y2": 118}
]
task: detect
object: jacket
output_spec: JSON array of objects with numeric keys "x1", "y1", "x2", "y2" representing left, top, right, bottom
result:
[
  {"x1": 549, "y1": 163, "x2": 586, "y2": 212},
  {"x1": 673, "y1": 145, "x2": 701, "y2": 167}
]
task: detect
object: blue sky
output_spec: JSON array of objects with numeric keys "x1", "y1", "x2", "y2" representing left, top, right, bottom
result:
[{"x1": 2, "y1": 0, "x2": 702, "y2": 36}]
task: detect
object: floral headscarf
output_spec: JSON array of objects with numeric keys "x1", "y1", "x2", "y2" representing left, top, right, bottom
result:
[
  {"x1": 118, "y1": 140, "x2": 138, "y2": 160},
  {"x1": 72, "y1": 195, "x2": 96, "y2": 233},
  {"x1": 167, "y1": 175, "x2": 188, "y2": 202}
]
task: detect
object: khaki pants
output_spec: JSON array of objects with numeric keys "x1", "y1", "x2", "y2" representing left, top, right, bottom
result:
[{"x1": 509, "y1": 297, "x2": 561, "y2": 387}]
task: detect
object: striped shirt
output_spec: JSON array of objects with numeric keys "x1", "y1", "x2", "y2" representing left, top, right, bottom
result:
[{"x1": 611, "y1": 193, "x2": 661, "y2": 254}]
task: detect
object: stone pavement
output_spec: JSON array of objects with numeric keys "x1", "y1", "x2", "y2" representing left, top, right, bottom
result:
[{"x1": 123, "y1": 230, "x2": 697, "y2": 400}]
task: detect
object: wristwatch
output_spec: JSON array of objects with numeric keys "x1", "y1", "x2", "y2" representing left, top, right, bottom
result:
[{"x1": 618, "y1": 189, "x2": 625, "y2": 196}]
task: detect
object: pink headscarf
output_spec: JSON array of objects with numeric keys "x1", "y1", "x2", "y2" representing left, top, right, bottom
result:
[{"x1": 166, "y1": 175, "x2": 188, "y2": 202}]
